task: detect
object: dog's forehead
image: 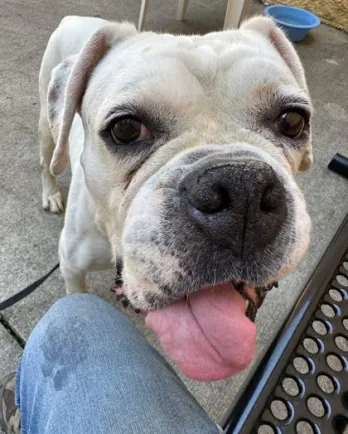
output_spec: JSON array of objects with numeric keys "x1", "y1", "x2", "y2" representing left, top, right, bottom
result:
[
  {"x1": 97, "y1": 28, "x2": 289, "y2": 83},
  {"x1": 86, "y1": 29, "x2": 301, "y2": 122},
  {"x1": 135, "y1": 28, "x2": 278, "y2": 58}
]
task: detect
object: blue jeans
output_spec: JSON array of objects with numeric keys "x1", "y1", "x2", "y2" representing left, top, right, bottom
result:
[{"x1": 16, "y1": 294, "x2": 220, "y2": 433}]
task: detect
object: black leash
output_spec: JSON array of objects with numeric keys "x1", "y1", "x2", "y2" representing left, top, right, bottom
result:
[{"x1": 0, "y1": 263, "x2": 59, "y2": 312}]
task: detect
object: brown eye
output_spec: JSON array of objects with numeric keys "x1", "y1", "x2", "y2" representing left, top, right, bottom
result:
[
  {"x1": 278, "y1": 111, "x2": 305, "y2": 138},
  {"x1": 111, "y1": 117, "x2": 142, "y2": 144}
]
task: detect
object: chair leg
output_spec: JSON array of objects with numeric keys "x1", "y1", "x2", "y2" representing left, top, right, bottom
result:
[
  {"x1": 240, "y1": 0, "x2": 252, "y2": 23},
  {"x1": 176, "y1": 0, "x2": 189, "y2": 21},
  {"x1": 138, "y1": 0, "x2": 150, "y2": 31},
  {"x1": 223, "y1": 0, "x2": 246, "y2": 29}
]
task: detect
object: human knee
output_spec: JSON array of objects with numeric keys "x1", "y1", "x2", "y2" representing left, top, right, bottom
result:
[
  {"x1": 51, "y1": 293, "x2": 107, "y2": 322},
  {"x1": 32, "y1": 295, "x2": 103, "y2": 339}
]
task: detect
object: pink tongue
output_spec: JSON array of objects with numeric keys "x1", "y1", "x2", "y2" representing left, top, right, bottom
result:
[{"x1": 145, "y1": 283, "x2": 256, "y2": 381}]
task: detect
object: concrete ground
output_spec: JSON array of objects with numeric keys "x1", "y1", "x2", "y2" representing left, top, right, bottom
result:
[{"x1": 1, "y1": 0, "x2": 348, "y2": 426}]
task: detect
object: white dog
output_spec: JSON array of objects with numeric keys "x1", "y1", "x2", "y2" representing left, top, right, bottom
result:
[{"x1": 39, "y1": 15, "x2": 312, "y2": 380}]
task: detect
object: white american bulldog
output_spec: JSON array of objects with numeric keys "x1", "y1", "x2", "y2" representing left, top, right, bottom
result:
[{"x1": 38, "y1": 15, "x2": 312, "y2": 381}]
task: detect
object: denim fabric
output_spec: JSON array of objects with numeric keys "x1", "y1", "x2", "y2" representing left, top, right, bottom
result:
[{"x1": 16, "y1": 294, "x2": 220, "y2": 434}]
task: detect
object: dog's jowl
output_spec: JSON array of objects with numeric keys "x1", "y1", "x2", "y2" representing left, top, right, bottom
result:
[{"x1": 39, "y1": 15, "x2": 312, "y2": 380}]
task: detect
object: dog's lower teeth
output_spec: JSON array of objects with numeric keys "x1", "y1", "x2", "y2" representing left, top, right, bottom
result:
[{"x1": 245, "y1": 300, "x2": 249, "y2": 310}]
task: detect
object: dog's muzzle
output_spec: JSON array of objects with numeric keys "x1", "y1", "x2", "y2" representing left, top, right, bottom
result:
[{"x1": 121, "y1": 148, "x2": 308, "y2": 382}]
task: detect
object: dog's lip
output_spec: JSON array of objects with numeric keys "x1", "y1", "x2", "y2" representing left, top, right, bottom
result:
[{"x1": 113, "y1": 279, "x2": 261, "y2": 316}]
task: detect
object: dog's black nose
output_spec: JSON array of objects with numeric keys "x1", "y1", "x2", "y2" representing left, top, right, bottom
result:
[{"x1": 179, "y1": 160, "x2": 287, "y2": 257}]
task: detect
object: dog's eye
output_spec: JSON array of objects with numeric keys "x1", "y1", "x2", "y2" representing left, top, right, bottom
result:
[
  {"x1": 110, "y1": 117, "x2": 152, "y2": 144},
  {"x1": 277, "y1": 111, "x2": 305, "y2": 138}
]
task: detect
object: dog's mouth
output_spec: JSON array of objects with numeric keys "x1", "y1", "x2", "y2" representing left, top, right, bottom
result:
[
  {"x1": 146, "y1": 282, "x2": 265, "y2": 381},
  {"x1": 112, "y1": 274, "x2": 275, "y2": 381}
]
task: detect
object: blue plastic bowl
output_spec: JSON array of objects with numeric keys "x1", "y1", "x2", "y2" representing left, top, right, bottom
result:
[{"x1": 264, "y1": 5, "x2": 320, "y2": 42}]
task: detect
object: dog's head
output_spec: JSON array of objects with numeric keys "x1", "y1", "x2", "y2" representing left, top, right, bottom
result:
[{"x1": 49, "y1": 16, "x2": 312, "y2": 380}]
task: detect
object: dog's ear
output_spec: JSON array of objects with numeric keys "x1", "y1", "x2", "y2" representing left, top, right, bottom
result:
[
  {"x1": 50, "y1": 22, "x2": 137, "y2": 175},
  {"x1": 47, "y1": 56, "x2": 75, "y2": 148},
  {"x1": 240, "y1": 16, "x2": 308, "y2": 92}
]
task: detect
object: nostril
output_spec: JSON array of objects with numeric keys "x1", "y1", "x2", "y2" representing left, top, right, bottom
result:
[
  {"x1": 182, "y1": 182, "x2": 231, "y2": 214},
  {"x1": 260, "y1": 183, "x2": 280, "y2": 213},
  {"x1": 191, "y1": 185, "x2": 231, "y2": 213},
  {"x1": 206, "y1": 187, "x2": 231, "y2": 213}
]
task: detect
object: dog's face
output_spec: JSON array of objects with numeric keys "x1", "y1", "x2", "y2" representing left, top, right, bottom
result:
[{"x1": 49, "y1": 17, "x2": 312, "y2": 379}]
